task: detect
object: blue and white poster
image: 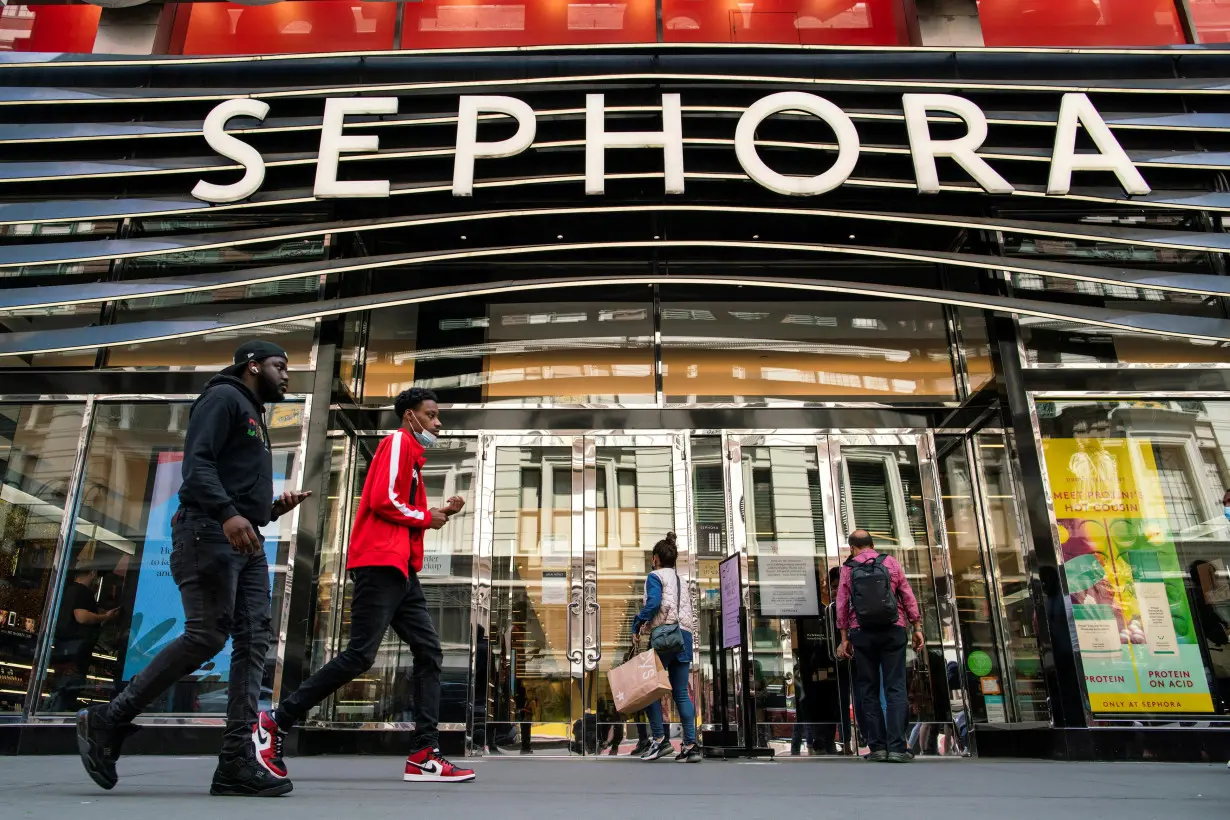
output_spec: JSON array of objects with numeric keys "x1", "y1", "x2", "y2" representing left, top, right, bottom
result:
[{"x1": 121, "y1": 451, "x2": 291, "y2": 683}]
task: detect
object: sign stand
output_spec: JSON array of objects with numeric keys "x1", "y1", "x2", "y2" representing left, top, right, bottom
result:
[{"x1": 705, "y1": 554, "x2": 775, "y2": 760}]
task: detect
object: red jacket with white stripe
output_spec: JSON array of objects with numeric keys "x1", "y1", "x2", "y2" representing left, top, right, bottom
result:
[{"x1": 347, "y1": 428, "x2": 436, "y2": 576}]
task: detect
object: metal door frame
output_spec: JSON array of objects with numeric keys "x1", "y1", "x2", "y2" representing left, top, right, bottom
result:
[
  {"x1": 721, "y1": 429, "x2": 968, "y2": 755},
  {"x1": 471, "y1": 430, "x2": 692, "y2": 756}
]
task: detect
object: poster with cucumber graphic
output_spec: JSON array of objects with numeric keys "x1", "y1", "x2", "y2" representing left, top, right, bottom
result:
[{"x1": 1042, "y1": 437, "x2": 1214, "y2": 714}]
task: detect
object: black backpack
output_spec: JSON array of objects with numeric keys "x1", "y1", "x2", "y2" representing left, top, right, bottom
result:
[{"x1": 845, "y1": 554, "x2": 899, "y2": 628}]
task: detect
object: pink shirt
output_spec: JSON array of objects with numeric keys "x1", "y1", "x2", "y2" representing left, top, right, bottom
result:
[{"x1": 836, "y1": 550, "x2": 921, "y2": 631}]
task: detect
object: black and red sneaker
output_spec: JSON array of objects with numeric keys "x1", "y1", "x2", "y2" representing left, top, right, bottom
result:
[
  {"x1": 251, "y1": 710, "x2": 288, "y2": 779},
  {"x1": 403, "y1": 748, "x2": 476, "y2": 783}
]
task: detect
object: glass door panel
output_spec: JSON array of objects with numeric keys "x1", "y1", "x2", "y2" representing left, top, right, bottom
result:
[
  {"x1": 483, "y1": 441, "x2": 579, "y2": 754},
  {"x1": 831, "y1": 436, "x2": 968, "y2": 756},
  {"x1": 690, "y1": 437, "x2": 737, "y2": 748},
  {"x1": 728, "y1": 435, "x2": 844, "y2": 758},
  {"x1": 725, "y1": 432, "x2": 965, "y2": 757},
  {"x1": 322, "y1": 436, "x2": 479, "y2": 725},
  {"x1": 589, "y1": 440, "x2": 683, "y2": 755},
  {"x1": 478, "y1": 433, "x2": 688, "y2": 756}
]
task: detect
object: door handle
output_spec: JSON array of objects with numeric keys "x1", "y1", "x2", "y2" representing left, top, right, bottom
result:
[
  {"x1": 568, "y1": 579, "x2": 583, "y2": 666},
  {"x1": 584, "y1": 580, "x2": 601, "y2": 669}
]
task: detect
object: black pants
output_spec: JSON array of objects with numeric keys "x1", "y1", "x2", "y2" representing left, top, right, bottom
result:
[
  {"x1": 49, "y1": 642, "x2": 93, "y2": 713},
  {"x1": 608, "y1": 715, "x2": 649, "y2": 748},
  {"x1": 279, "y1": 566, "x2": 443, "y2": 751},
  {"x1": 837, "y1": 659, "x2": 857, "y2": 748},
  {"x1": 850, "y1": 626, "x2": 908, "y2": 754},
  {"x1": 108, "y1": 508, "x2": 270, "y2": 759}
]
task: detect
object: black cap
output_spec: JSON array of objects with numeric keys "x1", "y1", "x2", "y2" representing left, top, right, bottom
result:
[{"x1": 221, "y1": 340, "x2": 288, "y2": 376}]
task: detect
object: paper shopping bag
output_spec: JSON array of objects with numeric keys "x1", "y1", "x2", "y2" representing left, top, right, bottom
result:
[{"x1": 607, "y1": 648, "x2": 672, "y2": 715}]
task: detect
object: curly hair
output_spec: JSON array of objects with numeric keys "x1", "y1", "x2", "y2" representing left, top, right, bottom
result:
[{"x1": 394, "y1": 387, "x2": 439, "y2": 421}]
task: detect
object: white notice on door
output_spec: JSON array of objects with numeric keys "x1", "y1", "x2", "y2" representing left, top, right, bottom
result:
[
  {"x1": 756, "y1": 555, "x2": 820, "y2": 617},
  {"x1": 542, "y1": 571, "x2": 569, "y2": 605}
]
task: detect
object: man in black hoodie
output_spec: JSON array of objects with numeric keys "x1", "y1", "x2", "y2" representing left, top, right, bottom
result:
[{"x1": 76, "y1": 340, "x2": 311, "y2": 797}]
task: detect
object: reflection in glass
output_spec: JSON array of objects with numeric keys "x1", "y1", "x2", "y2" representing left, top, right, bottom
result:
[
  {"x1": 1190, "y1": 0, "x2": 1230, "y2": 43},
  {"x1": 977, "y1": 433, "x2": 1049, "y2": 721},
  {"x1": 35, "y1": 402, "x2": 303, "y2": 716},
  {"x1": 324, "y1": 437, "x2": 476, "y2": 724},
  {"x1": 938, "y1": 433, "x2": 1048, "y2": 724},
  {"x1": 958, "y1": 308, "x2": 994, "y2": 396},
  {"x1": 662, "y1": 0, "x2": 910, "y2": 45},
  {"x1": 590, "y1": 446, "x2": 676, "y2": 753},
  {"x1": 106, "y1": 265, "x2": 323, "y2": 369},
  {"x1": 1002, "y1": 211, "x2": 1230, "y2": 367},
  {"x1": 307, "y1": 440, "x2": 348, "y2": 705},
  {"x1": 1037, "y1": 399, "x2": 1230, "y2": 716},
  {"x1": 179, "y1": 1, "x2": 398, "y2": 55},
  {"x1": 485, "y1": 446, "x2": 576, "y2": 753},
  {"x1": 661, "y1": 301, "x2": 957, "y2": 402},
  {"x1": 402, "y1": 0, "x2": 657, "y2": 48},
  {"x1": 0, "y1": 4, "x2": 100, "y2": 52},
  {"x1": 976, "y1": 0, "x2": 1185, "y2": 46},
  {"x1": 0, "y1": 403, "x2": 86, "y2": 716},
  {"x1": 837, "y1": 443, "x2": 963, "y2": 754},
  {"x1": 363, "y1": 301, "x2": 655, "y2": 406},
  {"x1": 690, "y1": 438, "x2": 733, "y2": 738},
  {"x1": 739, "y1": 445, "x2": 837, "y2": 755},
  {"x1": 0, "y1": 304, "x2": 103, "y2": 369}
]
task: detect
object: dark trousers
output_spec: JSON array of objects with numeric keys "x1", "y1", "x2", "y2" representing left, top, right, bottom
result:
[
  {"x1": 608, "y1": 715, "x2": 649, "y2": 749},
  {"x1": 279, "y1": 565, "x2": 443, "y2": 750},
  {"x1": 109, "y1": 508, "x2": 270, "y2": 759},
  {"x1": 850, "y1": 626, "x2": 908, "y2": 754},
  {"x1": 837, "y1": 659, "x2": 855, "y2": 747}
]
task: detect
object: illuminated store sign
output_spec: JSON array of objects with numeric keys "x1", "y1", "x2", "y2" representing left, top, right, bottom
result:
[{"x1": 191, "y1": 91, "x2": 1149, "y2": 204}]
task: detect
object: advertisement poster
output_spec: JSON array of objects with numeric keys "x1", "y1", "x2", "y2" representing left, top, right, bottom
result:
[
  {"x1": 121, "y1": 451, "x2": 290, "y2": 683},
  {"x1": 1042, "y1": 437, "x2": 1214, "y2": 714}
]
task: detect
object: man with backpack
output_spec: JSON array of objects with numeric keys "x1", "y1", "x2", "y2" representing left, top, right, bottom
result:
[{"x1": 836, "y1": 529, "x2": 924, "y2": 763}]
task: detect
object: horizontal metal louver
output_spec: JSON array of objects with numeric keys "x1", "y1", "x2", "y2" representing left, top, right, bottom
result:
[
  {"x1": 847, "y1": 459, "x2": 895, "y2": 542},
  {"x1": 1, "y1": 44, "x2": 1230, "y2": 365}
]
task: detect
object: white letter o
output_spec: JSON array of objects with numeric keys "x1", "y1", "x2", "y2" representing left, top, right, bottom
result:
[{"x1": 735, "y1": 91, "x2": 860, "y2": 196}]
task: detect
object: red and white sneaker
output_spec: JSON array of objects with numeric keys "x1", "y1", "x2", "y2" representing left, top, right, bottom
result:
[
  {"x1": 251, "y1": 710, "x2": 288, "y2": 779},
  {"x1": 403, "y1": 748, "x2": 476, "y2": 783}
]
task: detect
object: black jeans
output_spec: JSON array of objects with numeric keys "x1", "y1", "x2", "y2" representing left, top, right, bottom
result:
[
  {"x1": 836, "y1": 658, "x2": 855, "y2": 748},
  {"x1": 850, "y1": 626, "x2": 908, "y2": 754},
  {"x1": 108, "y1": 508, "x2": 270, "y2": 759},
  {"x1": 279, "y1": 566, "x2": 443, "y2": 750}
]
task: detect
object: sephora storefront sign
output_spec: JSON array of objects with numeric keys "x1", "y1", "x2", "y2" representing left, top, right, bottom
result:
[{"x1": 190, "y1": 91, "x2": 1150, "y2": 204}]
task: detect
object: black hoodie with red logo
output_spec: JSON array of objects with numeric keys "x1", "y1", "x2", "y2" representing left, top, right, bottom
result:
[{"x1": 178, "y1": 373, "x2": 277, "y2": 527}]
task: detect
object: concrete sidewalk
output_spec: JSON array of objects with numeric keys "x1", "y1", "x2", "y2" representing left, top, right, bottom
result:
[{"x1": 0, "y1": 755, "x2": 1226, "y2": 820}]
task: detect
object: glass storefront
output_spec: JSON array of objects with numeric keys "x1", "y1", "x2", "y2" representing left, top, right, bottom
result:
[
  {"x1": 16, "y1": 401, "x2": 305, "y2": 718},
  {"x1": 0, "y1": 403, "x2": 86, "y2": 714},
  {"x1": 7, "y1": 300, "x2": 1230, "y2": 755},
  {"x1": 1036, "y1": 399, "x2": 1230, "y2": 719},
  {"x1": 5, "y1": 35, "x2": 1230, "y2": 763}
]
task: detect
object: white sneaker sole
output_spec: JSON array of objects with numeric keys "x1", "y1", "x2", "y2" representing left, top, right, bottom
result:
[{"x1": 403, "y1": 772, "x2": 477, "y2": 783}]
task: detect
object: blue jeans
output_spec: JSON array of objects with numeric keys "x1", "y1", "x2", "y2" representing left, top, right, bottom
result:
[{"x1": 645, "y1": 654, "x2": 696, "y2": 745}]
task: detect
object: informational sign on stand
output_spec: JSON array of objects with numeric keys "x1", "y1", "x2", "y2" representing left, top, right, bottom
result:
[{"x1": 719, "y1": 555, "x2": 743, "y2": 649}]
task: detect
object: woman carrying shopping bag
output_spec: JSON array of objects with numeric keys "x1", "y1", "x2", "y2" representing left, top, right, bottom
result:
[{"x1": 631, "y1": 532, "x2": 701, "y2": 763}]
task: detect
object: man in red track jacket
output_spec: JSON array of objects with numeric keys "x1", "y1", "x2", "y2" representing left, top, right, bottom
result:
[{"x1": 256, "y1": 387, "x2": 475, "y2": 784}]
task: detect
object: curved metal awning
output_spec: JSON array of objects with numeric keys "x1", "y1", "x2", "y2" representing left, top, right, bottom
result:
[{"x1": 4, "y1": 268, "x2": 1230, "y2": 357}]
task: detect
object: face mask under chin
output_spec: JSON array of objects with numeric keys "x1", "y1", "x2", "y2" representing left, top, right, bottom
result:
[{"x1": 409, "y1": 414, "x2": 438, "y2": 448}]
